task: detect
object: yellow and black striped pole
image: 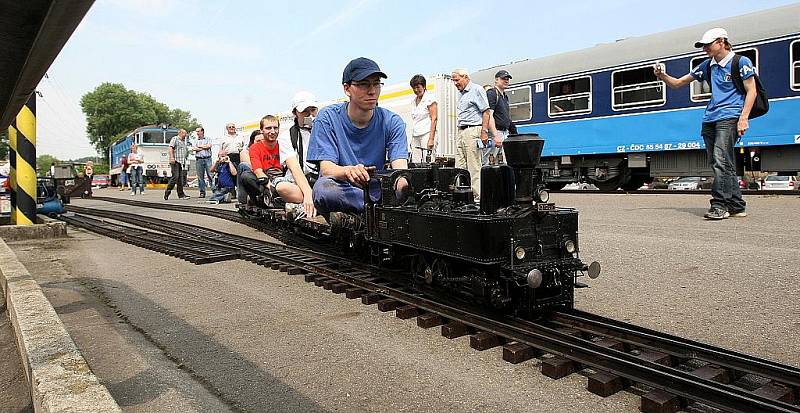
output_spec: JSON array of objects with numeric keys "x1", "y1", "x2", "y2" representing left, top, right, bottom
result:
[
  {"x1": 14, "y1": 94, "x2": 37, "y2": 225},
  {"x1": 8, "y1": 123, "x2": 17, "y2": 220}
]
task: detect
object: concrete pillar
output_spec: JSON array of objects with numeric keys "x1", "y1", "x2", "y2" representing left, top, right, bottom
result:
[{"x1": 13, "y1": 94, "x2": 36, "y2": 225}]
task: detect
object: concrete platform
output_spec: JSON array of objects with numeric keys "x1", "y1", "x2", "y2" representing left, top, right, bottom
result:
[
  {"x1": 0, "y1": 237, "x2": 121, "y2": 412},
  {"x1": 0, "y1": 214, "x2": 67, "y2": 241},
  {"x1": 4, "y1": 188, "x2": 800, "y2": 412}
]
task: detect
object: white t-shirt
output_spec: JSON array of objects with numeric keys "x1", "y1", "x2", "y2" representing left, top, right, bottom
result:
[
  {"x1": 218, "y1": 133, "x2": 243, "y2": 156},
  {"x1": 411, "y1": 92, "x2": 437, "y2": 137},
  {"x1": 277, "y1": 126, "x2": 314, "y2": 174}
]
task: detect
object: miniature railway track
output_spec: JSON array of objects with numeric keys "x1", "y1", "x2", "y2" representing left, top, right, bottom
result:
[
  {"x1": 61, "y1": 203, "x2": 800, "y2": 413},
  {"x1": 554, "y1": 189, "x2": 800, "y2": 195}
]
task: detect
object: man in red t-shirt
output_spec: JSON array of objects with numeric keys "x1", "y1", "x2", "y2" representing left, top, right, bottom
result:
[{"x1": 239, "y1": 115, "x2": 316, "y2": 215}]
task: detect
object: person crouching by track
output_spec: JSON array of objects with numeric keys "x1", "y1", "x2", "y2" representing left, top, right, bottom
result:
[
  {"x1": 239, "y1": 115, "x2": 316, "y2": 218},
  {"x1": 306, "y1": 57, "x2": 408, "y2": 224},
  {"x1": 208, "y1": 151, "x2": 237, "y2": 204}
]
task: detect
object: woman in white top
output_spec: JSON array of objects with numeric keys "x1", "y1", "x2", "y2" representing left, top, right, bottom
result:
[
  {"x1": 409, "y1": 74, "x2": 438, "y2": 164},
  {"x1": 127, "y1": 144, "x2": 145, "y2": 195}
]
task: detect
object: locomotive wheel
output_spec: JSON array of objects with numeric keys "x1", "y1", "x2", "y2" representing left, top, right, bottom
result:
[
  {"x1": 431, "y1": 259, "x2": 451, "y2": 284},
  {"x1": 412, "y1": 255, "x2": 432, "y2": 283}
]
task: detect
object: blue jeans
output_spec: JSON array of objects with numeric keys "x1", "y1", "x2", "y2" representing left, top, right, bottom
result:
[
  {"x1": 196, "y1": 157, "x2": 213, "y2": 194},
  {"x1": 312, "y1": 176, "x2": 383, "y2": 216},
  {"x1": 129, "y1": 166, "x2": 145, "y2": 194},
  {"x1": 210, "y1": 187, "x2": 234, "y2": 203},
  {"x1": 701, "y1": 119, "x2": 745, "y2": 212},
  {"x1": 120, "y1": 171, "x2": 128, "y2": 186}
]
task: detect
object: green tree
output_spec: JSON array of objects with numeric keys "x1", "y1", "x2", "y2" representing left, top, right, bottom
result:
[
  {"x1": 81, "y1": 82, "x2": 200, "y2": 155},
  {"x1": 37, "y1": 154, "x2": 59, "y2": 175}
]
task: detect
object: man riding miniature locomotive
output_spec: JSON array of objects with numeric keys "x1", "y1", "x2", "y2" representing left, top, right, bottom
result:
[{"x1": 235, "y1": 57, "x2": 599, "y2": 316}]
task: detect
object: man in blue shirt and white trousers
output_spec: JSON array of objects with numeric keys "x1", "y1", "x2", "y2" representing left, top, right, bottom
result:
[
  {"x1": 654, "y1": 27, "x2": 757, "y2": 220},
  {"x1": 307, "y1": 57, "x2": 408, "y2": 221}
]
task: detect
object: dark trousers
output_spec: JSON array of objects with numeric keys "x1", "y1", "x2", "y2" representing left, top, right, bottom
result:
[
  {"x1": 239, "y1": 169, "x2": 262, "y2": 203},
  {"x1": 165, "y1": 163, "x2": 186, "y2": 197}
]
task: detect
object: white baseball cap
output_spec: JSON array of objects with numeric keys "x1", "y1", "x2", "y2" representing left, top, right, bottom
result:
[
  {"x1": 292, "y1": 91, "x2": 318, "y2": 113},
  {"x1": 695, "y1": 27, "x2": 728, "y2": 48}
]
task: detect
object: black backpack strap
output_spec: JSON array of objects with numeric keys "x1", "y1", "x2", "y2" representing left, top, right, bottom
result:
[
  {"x1": 289, "y1": 124, "x2": 302, "y2": 165},
  {"x1": 730, "y1": 54, "x2": 745, "y2": 95},
  {"x1": 705, "y1": 58, "x2": 713, "y2": 92}
]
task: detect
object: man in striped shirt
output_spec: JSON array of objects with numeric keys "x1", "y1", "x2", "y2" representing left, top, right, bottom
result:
[{"x1": 164, "y1": 129, "x2": 191, "y2": 200}]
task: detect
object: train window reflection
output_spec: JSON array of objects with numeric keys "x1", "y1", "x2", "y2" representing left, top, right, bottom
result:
[
  {"x1": 792, "y1": 40, "x2": 800, "y2": 90},
  {"x1": 691, "y1": 48, "x2": 758, "y2": 101},
  {"x1": 141, "y1": 130, "x2": 165, "y2": 144},
  {"x1": 165, "y1": 130, "x2": 179, "y2": 143},
  {"x1": 612, "y1": 66, "x2": 665, "y2": 110},
  {"x1": 507, "y1": 86, "x2": 531, "y2": 122},
  {"x1": 548, "y1": 77, "x2": 591, "y2": 117}
]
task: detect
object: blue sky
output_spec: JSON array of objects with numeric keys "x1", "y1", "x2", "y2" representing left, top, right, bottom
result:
[{"x1": 37, "y1": 0, "x2": 799, "y2": 159}]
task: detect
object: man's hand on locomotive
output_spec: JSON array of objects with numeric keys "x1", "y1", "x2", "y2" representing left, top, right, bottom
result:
[{"x1": 344, "y1": 164, "x2": 372, "y2": 187}]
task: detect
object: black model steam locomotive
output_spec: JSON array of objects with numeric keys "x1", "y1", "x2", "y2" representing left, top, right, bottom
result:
[{"x1": 240, "y1": 134, "x2": 600, "y2": 317}]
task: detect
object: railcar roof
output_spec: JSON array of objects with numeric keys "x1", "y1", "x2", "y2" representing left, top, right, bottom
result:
[{"x1": 472, "y1": 4, "x2": 800, "y2": 84}]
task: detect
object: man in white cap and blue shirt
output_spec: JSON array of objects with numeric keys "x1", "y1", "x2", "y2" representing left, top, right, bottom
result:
[{"x1": 654, "y1": 27, "x2": 756, "y2": 220}]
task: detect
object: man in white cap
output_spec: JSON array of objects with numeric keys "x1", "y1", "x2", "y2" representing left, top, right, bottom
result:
[
  {"x1": 278, "y1": 91, "x2": 319, "y2": 184},
  {"x1": 654, "y1": 27, "x2": 756, "y2": 220}
]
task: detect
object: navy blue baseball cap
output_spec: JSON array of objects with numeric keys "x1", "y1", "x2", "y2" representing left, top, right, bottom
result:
[
  {"x1": 495, "y1": 70, "x2": 512, "y2": 79},
  {"x1": 342, "y1": 57, "x2": 387, "y2": 84}
]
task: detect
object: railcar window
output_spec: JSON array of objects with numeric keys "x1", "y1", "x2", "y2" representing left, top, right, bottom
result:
[
  {"x1": 792, "y1": 40, "x2": 800, "y2": 90},
  {"x1": 142, "y1": 130, "x2": 166, "y2": 144},
  {"x1": 507, "y1": 86, "x2": 532, "y2": 122},
  {"x1": 691, "y1": 48, "x2": 758, "y2": 101},
  {"x1": 612, "y1": 67, "x2": 665, "y2": 110},
  {"x1": 165, "y1": 130, "x2": 179, "y2": 142},
  {"x1": 548, "y1": 77, "x2": 591, "y2": 117}
]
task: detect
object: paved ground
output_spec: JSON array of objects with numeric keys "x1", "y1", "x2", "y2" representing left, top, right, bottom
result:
[
  {"x1": 0, "y1": 298, "x2": 32, "y2": 413},
  {"x1": 4, "y1": 187, "x2": 800, "y2": 412}
]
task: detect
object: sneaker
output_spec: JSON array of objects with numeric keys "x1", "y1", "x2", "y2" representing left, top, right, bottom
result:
[
  {"x1": 703, "y1": 207, "x2": 715, "y2": 218},
  {"x1": 164, "y1": 191, "x2": 170, "y2": 200},
  {"x1": 729, "y1": 209, "x2": 747, "y2": 218},
  {"x1": 705, "y1": 208, "x2": 729, "y2": 220},
  {"x1": 285, "y1": 203, "x2": 306, "y2": 221},
  {"x1": 199, "y1": 193, "x2": 206, "y2": 198},
  {"x1": 178, "y1": 195, "x2": 191, "y2": 200},
  {"x1": 130, "y1": 192, "x2": 136, "y2": 196}
]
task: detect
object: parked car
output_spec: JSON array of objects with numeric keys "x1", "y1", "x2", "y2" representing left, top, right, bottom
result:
[
  {"x1": 763, "y1": 175, "x2": 799, "y2": 190},
  {"x1": 563, "y1": 182, "x2": 599, "y2": 190},
  {"x1": 738, "y1": 176, "x2": 762, "y2": 190},
  {"x1": 91, "y1": 174, "x2": 110, "y2": 188},
  {"x1": 667, "y1": 176, "x2": 712, "y2": 190}
]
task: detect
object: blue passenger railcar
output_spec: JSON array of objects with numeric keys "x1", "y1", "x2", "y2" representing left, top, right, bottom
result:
[{"x1": 472, "y1": 4, "x2": 800, "y2": 189}]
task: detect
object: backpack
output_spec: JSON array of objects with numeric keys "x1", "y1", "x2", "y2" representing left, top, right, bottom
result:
[{"x1": 704, "y1": 54, "x2": 769, "y2": 119}]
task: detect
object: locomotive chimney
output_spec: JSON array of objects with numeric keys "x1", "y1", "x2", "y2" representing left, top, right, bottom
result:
[{"x1": 502, "y1": 133, "x2": 545, "y2": 203}]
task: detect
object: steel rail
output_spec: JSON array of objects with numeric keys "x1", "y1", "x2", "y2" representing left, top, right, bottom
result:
[{"x1": 550, "y1": 310, "x2": 800, "y2": 388}]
